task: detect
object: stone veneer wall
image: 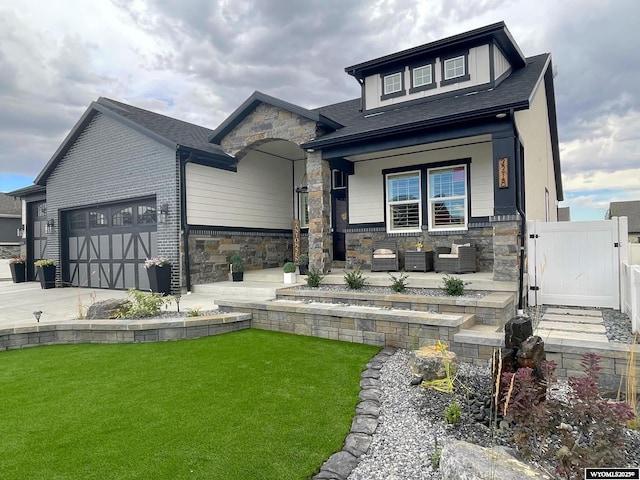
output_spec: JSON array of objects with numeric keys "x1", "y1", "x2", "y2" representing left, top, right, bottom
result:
[
  {"x1": 306, "y1": 151, "x2": 332, "y2": 273},
  {"x1": 188, "y1": 229, "x2": 293, "y2": 283},
  {"x1": 344, "y1": 225, "x2": 494, "y2": 273},
  {"x1": 344, "y1": 218, "x2": 522, "y2": 283},
  {"x1": 0, "y1": 245, "x2": 21, "y2": 258}
]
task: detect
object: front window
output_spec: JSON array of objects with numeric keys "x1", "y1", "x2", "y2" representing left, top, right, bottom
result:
[
  {"x1": 386, "y1": 171, "x2": 421, "y2": 233},
  {"x1": 444, "y1": 56, "x2": 465, "y2": 80},
  {"x1": 428, "y1": 166, "x2": 467, "y2": 230},
  {"x1": 413, "y1": 65, "x2": 432, "y2": 87},
  {"x1": 383, "y1": 72, "x2": 402, "y2": 95},
  {"x1": 299, "y1": 192, "x2": 309, "y2": 228}
]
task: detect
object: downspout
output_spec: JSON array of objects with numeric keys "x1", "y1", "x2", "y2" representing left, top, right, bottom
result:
[
  {"x1": 512, "y1": 109, "x2": 526, "y2": 312},
  {"x1": 179, "y1": 151, "x2": 191, "y2": 292}
]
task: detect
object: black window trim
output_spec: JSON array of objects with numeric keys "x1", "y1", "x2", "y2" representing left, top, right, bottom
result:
[
  {"x1": 440, "y1": 50, "x2": 471, "y2": 86},
  {"x1": 409, "y1": 60, "x2": 437, "y2": 94},
  {"x1": 382, "y1": 158, "x2": 472, "y2": 231},
  {"x1": 380, "y1": 69, "x2": 406, "y2": 100}
]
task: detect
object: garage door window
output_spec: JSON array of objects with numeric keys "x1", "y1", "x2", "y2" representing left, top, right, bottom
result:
[
  {"x1": 113, "y1": 207, "x2": 133, "y2": 226},
  {"x1": 89, "y1": 211, "x2": 108, "y2": 228},
  {"x1": 138, "y1": 206, "x2": 157, "y2": 225}
]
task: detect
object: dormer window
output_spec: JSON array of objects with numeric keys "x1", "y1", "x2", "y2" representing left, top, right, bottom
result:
[
  {"x1": 409, "y1": 61, "x2": 436, "y2": 94},
  {"x1": 441, "y1": 51, "x2": 470, "y2": 86},
  {"x1": 380, "y1": 70, "x2": 405, "y2": 100}
]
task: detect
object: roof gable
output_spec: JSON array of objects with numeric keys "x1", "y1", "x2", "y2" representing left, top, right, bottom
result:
[
  {"x1": 35, "y1": 98, "x2": 235, "y2": 185},
  {"x1": 208, "y1": 91, "x2": 343, "y2": 144}
]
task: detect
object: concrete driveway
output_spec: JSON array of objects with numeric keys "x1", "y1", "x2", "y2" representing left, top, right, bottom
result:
[{"x1": 0, "y1": 281, "x2": 218, "y2": 327}]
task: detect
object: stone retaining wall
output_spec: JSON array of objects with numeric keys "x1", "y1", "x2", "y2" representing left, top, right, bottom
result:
[
  {"x1": 453, "y1": 332, "x2": 640, "y2": 393},
  {"x1": 276, "y1": 288, "x2": 516, "y2": 327},
  {"x1": 0, "y1": 313, "x2": 251, "y2": 350},
  {"x1": 218, "y1": 300, "x2": 473, "y2": 349}
]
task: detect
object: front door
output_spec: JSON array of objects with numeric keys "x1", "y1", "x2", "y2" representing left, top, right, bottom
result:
[
  {"x1": 332, "y1": 190, "x2": 347, "y2": 261},
  {"x1": 27, "y1": 201, "x2": 47, "y2": 281}
]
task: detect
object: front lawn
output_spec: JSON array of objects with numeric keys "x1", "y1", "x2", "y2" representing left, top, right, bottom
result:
[{"x1": 0, "y1": 330, "x2": 379, "y2": 479}]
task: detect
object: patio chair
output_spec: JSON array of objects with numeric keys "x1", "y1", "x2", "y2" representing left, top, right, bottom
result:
[
  {"x1": 434, "y1": 242, "x2": 477, "y2": 273},
  {"x1": 371, "y1": 240, "x2": 399, "y2": 272}
]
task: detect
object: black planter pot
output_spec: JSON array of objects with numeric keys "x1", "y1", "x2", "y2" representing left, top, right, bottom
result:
[
  {"x1": 232, "y1": 271, "x2": 244, "y2": 282},
  {"x1": 37, "y1": 265, "x2": 56, "y2": 289},
  {"x1": 146, "y1": 265, "x2": 171, "y2": 295},
  {"x1": 298, "y1": 264, "x2": 308, "y2": 275},
  {"x1": 10, "y1": 263, "x2": 27, "y2": 283}
]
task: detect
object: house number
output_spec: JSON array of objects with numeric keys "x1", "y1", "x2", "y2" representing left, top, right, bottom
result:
[{"x1": 498, "y1": 158, "x2": 509, "y2": 188}]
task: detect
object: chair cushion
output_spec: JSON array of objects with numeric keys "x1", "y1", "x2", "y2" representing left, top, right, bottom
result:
[
  {"x1": 373, "y1": 254, "x2": 396, "y2": 259},
  {"x1": 373, "y1": 248, "x2": 394, "y2": 256},
  {"x1": 438, "y1": 253, "x2": 459, "y2": 259},
  {"x1": 450, "y1": 244, "x2": 459, "y2": 256}
]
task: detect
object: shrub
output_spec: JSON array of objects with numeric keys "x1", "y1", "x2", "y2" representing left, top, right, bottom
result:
[
  {"x1": 502, "y1": 353, "x2": 635, "y2": 477},
  {"x1": 344, "y1": 268, "x2": 368, "y2": 290},
  {"x1": 229, "y1": 254, "x2": 244, "y2": 272},
  {"x1": 296, "y1": 254, "x2": 309, "y2": 266},
  {"x1": 186, "y1": 307, "x2": 202, "y2": 317},
  {"x1": 283, "y1": 262, "x2": 296, "y2": 273},
  {"x1": 34, "y1": 259, "x2": 55, "y2": 267},
  {"x1": 441, "y1": 274, "x2": 465, "y2": 296},
  {"x1": 114, "y1": 289, "x2": 174, "y2": 319},
  {"x1": 306, "y1": 268, "x2": 325, "y2": 288},
  {"x1": 444, "y1": 402, "x2": 461, "y2": 424},
  {"x1": 388, "y1": 271, "x2": 409, "y2": 293}
]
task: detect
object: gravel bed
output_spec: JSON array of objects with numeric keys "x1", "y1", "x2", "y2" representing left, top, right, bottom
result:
[
  {"x1": 295, "y1": 285, "x2": 487, "y2": 298},
  {"x1": 348, "y1": 349, "x2": 640, "y2": 480}
]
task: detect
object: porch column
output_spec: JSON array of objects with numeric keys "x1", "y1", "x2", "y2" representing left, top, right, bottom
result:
[
  {"x1": 492, "y1": 132, "x2": 518, "y2": 216},
  {"x1": 306, "y1": 150, "x2": 332, "y2": 273}
]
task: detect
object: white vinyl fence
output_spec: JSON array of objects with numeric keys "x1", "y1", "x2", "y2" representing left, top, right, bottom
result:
[
  {"x1": 630, "y1": 244, "x2": 640, "y2": 265},
  {"x1": 622, "y1": 263, "x2": 640, "y2": 334}
]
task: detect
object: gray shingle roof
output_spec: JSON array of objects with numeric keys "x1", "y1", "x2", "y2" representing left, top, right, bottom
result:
[
  {"x1": 610, "y1": 201, "x2": 640, "y2": 233},
  {"x1": 307, "y1": 54, "x2": 550, "y2": 148},
  {"x1": 35, "y1": 98, "x2": 235, "y2": 185},
  {"x1": 97, "y1": 98, "x2": 229, "y2": 158}
]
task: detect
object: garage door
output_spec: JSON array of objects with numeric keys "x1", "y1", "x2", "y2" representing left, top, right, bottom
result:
[{"x1": 63, "y1": 199, "x2": 157, "y2": 290}]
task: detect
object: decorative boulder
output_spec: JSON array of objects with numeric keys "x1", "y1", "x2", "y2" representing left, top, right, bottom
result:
[
  {"x1": 409, "y1": 345, "x2": 457, "y2": 382},
  {"x1": 85, "y1": 299, "x2": 129, "y2": 319},
  {"x1": 440, "y1": 440, "x2": 552, "y2": 480},
  {"x1": 504, "y1": 316, "x2": 533, "y2": 349}
]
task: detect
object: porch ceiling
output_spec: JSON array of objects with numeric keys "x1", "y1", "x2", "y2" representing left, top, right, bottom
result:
[
  {"x1": 344, "y1": 134, "x2": 492, "y2": 162},
  {"x1": 251, "y1": 139, "x2": 306, "y2": 162}
]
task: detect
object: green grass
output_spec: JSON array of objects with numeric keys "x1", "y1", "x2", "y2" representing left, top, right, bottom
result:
[{"x1": 0, "y1": 330, "x2": 379, "y2": 479}]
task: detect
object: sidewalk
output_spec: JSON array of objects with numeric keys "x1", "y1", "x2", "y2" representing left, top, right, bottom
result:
[{"x1": 0, "y1": 281, "x2": 218, "y2": 327}]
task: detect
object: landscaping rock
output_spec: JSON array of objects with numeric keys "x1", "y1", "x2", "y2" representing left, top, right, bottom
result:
[
  {"x1": 517, "y1": 335, "x2": 545, "y2": 369},
  {"x1": 440, "y1": 440, "x2": 552, "y2": 480},
  {"x1": 85, "y1": 298, "x2": 128, "y2": 319},
  {"x1": 409, "y1": 345, "x2": 457, "y2": 381},
  {"x1": 504, "y1": 316, "x2": 533, "y2": 349}
]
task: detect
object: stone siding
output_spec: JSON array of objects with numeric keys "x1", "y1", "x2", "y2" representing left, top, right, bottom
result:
[
  {"x1": 0, "y1": 245, "x2": 21, "y2": 258},
  {"x1": 188, "y1": 229, "x2": 293, "y2": 283},
  {"x1": 306, "y1": 151, "x2": 332, "y2": 273},
  {"x1": 220, "y1": 103, "x2": 320, "y2": 158},
  {"x1": 345, "y1": 226, "x2": 494, "y2": 273}
]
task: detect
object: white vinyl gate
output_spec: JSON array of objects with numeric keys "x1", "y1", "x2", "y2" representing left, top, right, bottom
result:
[{"x1": 527, "y1": 218, "x2": 628, "y2": 308}]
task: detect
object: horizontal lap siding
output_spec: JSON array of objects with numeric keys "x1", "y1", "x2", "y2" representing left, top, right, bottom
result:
[
  {"x1": 349, "y1": 138, "x2": 494, "y2": 224},
  {"x1": 186, "y1": 151, "x2": 293, "y2": 229}
]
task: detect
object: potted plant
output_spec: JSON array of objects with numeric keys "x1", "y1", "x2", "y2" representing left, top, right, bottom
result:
[
  {"x1": 297, "y1": 253, "x2": 309, "y2": 275},
  {"x1": 230, "y1": 254, "x2": 244, "y2": 282},
  {"x1": 34, "y1": 259, "x2": 56, "y2": 289},
  {"x1": 416, "y1": 241, "x2": 424, "y2": 252},
  {"x1": 144, "y1": 257, "x2": 172, "y2": 295},
  {"x1": 283, "y1": 261, "x2": 297, "y2": 284},
  {"x1": 9, "y1": 256, "x2": 27, "y2": 283}
]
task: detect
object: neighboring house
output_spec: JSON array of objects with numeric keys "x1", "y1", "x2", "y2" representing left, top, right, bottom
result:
[
  {"x1": 609, "y1": 201, "x2": 640, "y2": 243},
  {"x1": 0, "y1": 193, "x2": 22, "y2": 259},
  {"x1": 11, "y1": 22, "x2": 562, "y2": 300}
]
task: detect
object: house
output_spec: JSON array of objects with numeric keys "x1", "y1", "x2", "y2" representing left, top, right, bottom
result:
[
  {"x1": 10, "y1": 21, "x2": 562, "y2": 301},
  {"x1": 609, "y1": 201, "x2": 640, "y2": 243},
  {"x1": 0, "y1": 193, "x2": 22, "y2": 259}
]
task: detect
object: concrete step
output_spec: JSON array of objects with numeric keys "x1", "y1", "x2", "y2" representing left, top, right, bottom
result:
[
  {"x1": 454, "y1": 324, "x2": 503, "y2": 347},
  {"x1": 191, "y1": 281, "x2": 284, "y2": 302}
]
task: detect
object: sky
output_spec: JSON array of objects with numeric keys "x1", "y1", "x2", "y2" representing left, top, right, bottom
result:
[{"x1": 0, "y1": 0, "x2": 638, "y2": 221}]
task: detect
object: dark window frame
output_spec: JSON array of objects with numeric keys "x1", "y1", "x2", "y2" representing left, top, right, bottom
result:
[
  {"x1": 440, "y1": 50, "x2": 471, "y2": 86},
  {"x1": 409, "y1": 60, "x2": 437, "y2": 94},
  {"x1": 380, "y1": 69, "x2": 406, "y2": 100}
]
